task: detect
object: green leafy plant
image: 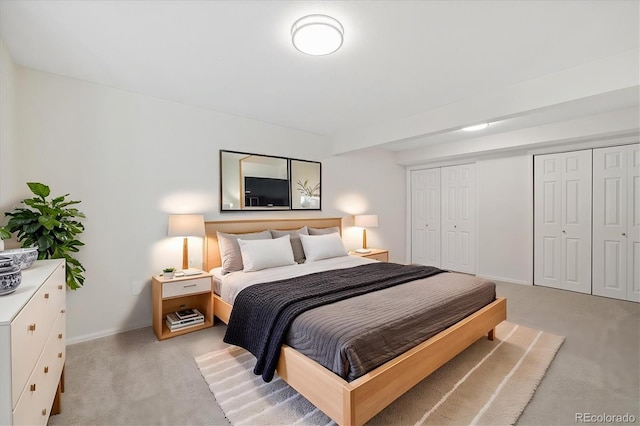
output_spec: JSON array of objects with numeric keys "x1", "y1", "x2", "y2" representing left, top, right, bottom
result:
[
  {"x1": 296, "y1": 179, "x2": 320, "y2": 197},
  {"x1": 163, "y1": 267, "x2": 176, "y2": 273},
  {"x1": 2, "y1": 182, "x2": 86, "y2": 290}
]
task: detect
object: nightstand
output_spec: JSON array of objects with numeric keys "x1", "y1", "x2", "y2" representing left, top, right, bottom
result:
[
  {"x1": 349, "y1": 249, "x2": 389, "y2": 262},
  {"x1": 151, "y1": 272, "x2": 214, "y2": 340}
]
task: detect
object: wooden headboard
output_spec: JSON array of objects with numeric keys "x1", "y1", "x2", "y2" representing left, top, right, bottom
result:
[{"x1": 204, "y1": 217, "x2": 343, "y2": 271}]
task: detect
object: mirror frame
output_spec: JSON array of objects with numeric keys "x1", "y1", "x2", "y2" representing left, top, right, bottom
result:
[{"x1": 219, "y1": 150, "x2": 321, "y2": 212}]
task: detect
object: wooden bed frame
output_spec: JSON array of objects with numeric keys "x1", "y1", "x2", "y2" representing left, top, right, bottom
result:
[{"x1": 204, "y1": 217, "x2": 507, "y2": 426}]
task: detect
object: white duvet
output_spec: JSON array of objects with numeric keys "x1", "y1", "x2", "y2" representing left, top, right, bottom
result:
[{"x1": 212, "y1": 255, "x2": 377, "y2": 304}]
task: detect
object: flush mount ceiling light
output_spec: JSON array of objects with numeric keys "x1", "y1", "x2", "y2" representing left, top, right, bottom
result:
[
  {"x1": 291, "y1": 14, "x2": 344, "y2": 56},
  {"x1": 462, "y1": 123, "x2": 490, "y2": 132}
]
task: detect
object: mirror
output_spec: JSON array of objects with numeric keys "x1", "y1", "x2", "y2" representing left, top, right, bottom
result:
[
  {"x1": 291, "y1": 159, "x2": 321, "y2": 210},
  {"x1": 220, "y1": 150, "x2": 290, "y2": 211},
  {"x1": 220, "y1": 150, "x2": 321, "y2": 211}
]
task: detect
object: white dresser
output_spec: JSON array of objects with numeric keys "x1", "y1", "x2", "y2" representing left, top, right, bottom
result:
[{"x1": 0, "y1": 259, "x2": 66, "y2": 425}]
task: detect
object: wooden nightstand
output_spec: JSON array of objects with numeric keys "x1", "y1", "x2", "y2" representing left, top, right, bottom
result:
[
  {"x1": 349, "y1": 249, "x2": 389, "y2": 262},
  {"x1": 151, "y1": 272, "x2": 214, "y2": 340}
]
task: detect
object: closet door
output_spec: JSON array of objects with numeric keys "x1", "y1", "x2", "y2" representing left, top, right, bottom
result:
[
  {"x1": 411, "y1": 168, "x2": 441, "y2": 267},
  {"x1": 441, "y1": 163, "x2": 476, "y2": 274},
  {"x1": 593, "y1": 146, "x2": 628, "y2": 300},
  {"x1": 534, "y1": 150, "x2": 592, "y2": 294},
  {"x1": 594, "y1": 144, "x2": 640, "y2": 301}
]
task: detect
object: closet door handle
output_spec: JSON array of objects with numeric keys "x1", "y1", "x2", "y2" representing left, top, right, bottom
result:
[{"x1": 622, "y1": 233, "x2": 627, "y2": 237}]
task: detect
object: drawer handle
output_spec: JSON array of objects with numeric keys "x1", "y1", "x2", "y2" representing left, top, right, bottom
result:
[
  {"x1": 44, "y1": 293, "x2": 50, "y2": 299},
  {"x1": 58, "y1": 333, "x2": 63, "y2": 339},
  {"x1": 61, "y1": 309, "x2": 66, "y2": 314},
  {"x1": 30, "y1": 383, "x2": 36, "y2": 392},
  {"x1": 58, "y1": 352, "x2": 63, "y2": 358},
  {"x1": 58, "y1": 285, "x2": 63, "y2": 290},
  {"x1": 183, "y1": 284, "x2": 197, "y2": 288},
  {"x1": 28, "y1": 324, "x2": 36, "y2": 332},
  {"x1": 44, "y1": 366, "x2": 49, "y2": 374},
  {"x1": 42, "y1": 409, "x2": 47, "y2": 416}
]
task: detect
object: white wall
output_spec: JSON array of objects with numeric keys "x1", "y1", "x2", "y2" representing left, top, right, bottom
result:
[
  {"x1": 0, "y1": 39, "x2": 19, "y2": 227},
  {"x1": 323, "y1": 148, "x2": 406, "y2": 262},
  {"x1": 476, "y1": 154, "x2": 532, "y2": 284},
  {"x1": 7, "y1": 65, "x2": 405, "y2": 343}
]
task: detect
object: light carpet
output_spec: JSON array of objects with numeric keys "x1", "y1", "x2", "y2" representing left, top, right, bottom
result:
[{"x1": 195, "y1": 322, "x2": 564, "y2": 425}]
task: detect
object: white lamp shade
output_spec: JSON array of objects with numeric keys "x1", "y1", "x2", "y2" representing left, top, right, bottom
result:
[
  {"x1": 354, "y1": 214, "x2": 378, "y2": 228},
  {"x1": 167, "y1": 214, "x2": 205, "y2": 237}
]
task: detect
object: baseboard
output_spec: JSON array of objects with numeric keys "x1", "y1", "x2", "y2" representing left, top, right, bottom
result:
[
  {"x1": 66, "y1": 321, "x2": 151, "y2": 345},
  {"x1": 477, "y1": 274, "x2": 531, "y2": 286}
]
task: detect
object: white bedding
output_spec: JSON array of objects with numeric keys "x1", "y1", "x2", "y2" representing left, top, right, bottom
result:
[{"x1": 211, "y1": 255, "x2": 377, "y2": 304}]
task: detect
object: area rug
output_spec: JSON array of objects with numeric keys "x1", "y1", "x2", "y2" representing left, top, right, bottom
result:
[{"x1": 195, "y1": 322, "x2": 564, "y2": 425}]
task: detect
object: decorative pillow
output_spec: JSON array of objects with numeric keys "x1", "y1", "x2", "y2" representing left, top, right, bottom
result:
[
  {"x1": 270, "y1": 226, "x2": 308, "y2": 263},
  {"x1": 238, "y1": 235, "x2": 296, "y2": 272},
  {"x1": 299, "y1": 233, "x2": 348, "y2": 262},
  {"x1": 217, "y1": 230, "x2": 272, "y2": 274},
  {"x1": 308, "y1": 226, "x2": 340, "y2": 235}
]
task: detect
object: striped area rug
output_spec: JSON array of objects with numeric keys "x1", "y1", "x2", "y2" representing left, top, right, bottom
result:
[{"x1": 195, "y1": 322, "x2": 564, "y2": 425}]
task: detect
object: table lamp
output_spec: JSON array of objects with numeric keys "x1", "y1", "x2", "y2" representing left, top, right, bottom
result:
[
  {"x1": 168, "y1": 214, "x2": 205, "y2": 272},
  {"x1": 354, "y1": 214, "x2": 378, "y2": 253}
]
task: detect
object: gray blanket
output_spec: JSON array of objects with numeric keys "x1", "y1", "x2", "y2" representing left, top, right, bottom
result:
[
  {"x1": 287, "y1": 271, "x2": 496, "y2": 381},
  {"x1": 223, "y1": 262, "x2": 445, "y2": 381}
]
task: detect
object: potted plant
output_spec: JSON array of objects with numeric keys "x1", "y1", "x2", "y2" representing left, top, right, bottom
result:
[
  {"x1": 1, "y1": 182, "x2": 86, "y2": 290},
  {"x1": 163, "y1": 267, "x2": 176, "y2": 279},
  {"x1": 296, "y1": 179, "x2": 320, "y2": 208}
]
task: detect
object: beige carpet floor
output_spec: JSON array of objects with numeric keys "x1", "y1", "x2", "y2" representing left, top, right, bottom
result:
[{"x1": 195, "y1": 322, "x2": 564, "y2": 425}]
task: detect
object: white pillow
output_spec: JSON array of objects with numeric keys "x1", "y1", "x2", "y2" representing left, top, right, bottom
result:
[
  {"x1": 299, "y1": 233, "x2": 348, "y2": 262},
  {"x1": 238, "y1": 235, "x2": 296, "y2": 272}
]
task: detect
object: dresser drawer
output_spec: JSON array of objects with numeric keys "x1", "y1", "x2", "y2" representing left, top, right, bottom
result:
[
  {"x1": 42, "y1": 266, "x2": 65, "y2": 321},
  {"x1": 12, "y1": 311, "x2": 65, "y2": 426},
  {"x1": 10, "y1": 264, "x2": 65, "y2": 407},
  {"x1": 162, "y1": 277, "x2": 211, "y2": 299}
]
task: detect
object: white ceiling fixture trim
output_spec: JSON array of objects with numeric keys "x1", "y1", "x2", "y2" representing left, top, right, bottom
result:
[{"x1": 291, "y1": 14, "x2": 344, "y2": 56}]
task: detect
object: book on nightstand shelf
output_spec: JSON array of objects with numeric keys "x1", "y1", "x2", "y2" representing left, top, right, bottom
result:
[
  {"x1": 166, "y1": 309, "x2": 205, "y2": 331},
  {"x1": 175, "y1": 308, "x2": 198, "y2": 320}
]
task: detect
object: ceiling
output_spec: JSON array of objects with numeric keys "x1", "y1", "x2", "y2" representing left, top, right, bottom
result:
[{"x1": 1, "y1": 1, "x2": 638, "y2": 153}]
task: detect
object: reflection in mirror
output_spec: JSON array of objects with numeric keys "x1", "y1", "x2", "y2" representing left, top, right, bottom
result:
[
  {"x1": 291, "y1": 159, "x2": 321, "y2": 210},
  {"x1": 220, "y1": 151, "x2": 290, "y2": 211}
]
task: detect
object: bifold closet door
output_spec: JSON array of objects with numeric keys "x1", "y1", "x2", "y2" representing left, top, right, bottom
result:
[
  {"x1": 411, "y1": 168, "x2": 441, "y2": 267},
  {"x1": 441, "y1": 163, "x2": 476, "y2": 274},
  {"x1": 534, "y1": 150, "x2": 592, "y2": 294},
  {"x1": 592, "y1": 144, "x2": 640, "y2": 302}
]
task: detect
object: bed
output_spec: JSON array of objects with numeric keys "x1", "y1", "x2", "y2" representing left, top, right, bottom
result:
[{"x1": 204, "y1": 217, "x2": 507, "y2": 426}]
